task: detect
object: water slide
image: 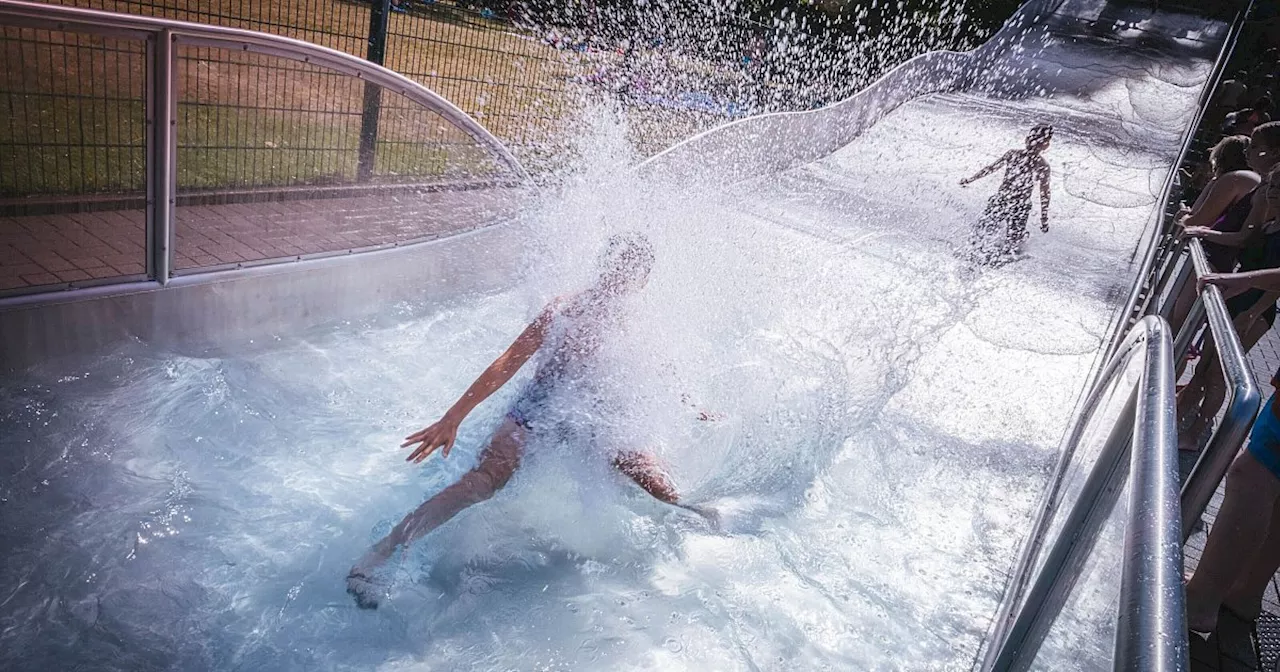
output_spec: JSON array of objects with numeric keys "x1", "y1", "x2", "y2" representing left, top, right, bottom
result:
[{"x1": 0, "y1": 1, "x2": 1235, "y2": 670}]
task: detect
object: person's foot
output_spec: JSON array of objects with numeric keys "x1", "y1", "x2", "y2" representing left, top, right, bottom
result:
[
  {"x1": 346, "y1": 569, "x2": 381, "y2": 609},
  {"x1": 680, "y1": 503, "x2": 722, "y2": 530},
  {"x1": 346, "y1": 548, "x2": 390, "y2": 609},
  {"x1": 1221, "y1": 594, "x2": 1263, "y2": 623},
  {"x1": 1184, "y1": 583, "x2": 1219, "y2": 634}
]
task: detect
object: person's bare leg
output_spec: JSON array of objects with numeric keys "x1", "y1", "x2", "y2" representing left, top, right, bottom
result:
[
  {"x1": 1169, "y1": 282, "x2": 1198, "y2": 338},
  {"x1": 1178, "y1": 338, "x2": 1216, "y2": 418},
  {"x1": 1223, "y1": 494, "x2": 1280, "y2": 620},
  {"x1": 1187, "y1": 321, "x2": 1272, "y2": 451},
  {"x1": 612, "y1": 451, "x2": 718, "y2": 525},
  {"x1": 1185, "y1": 451, "x2": 1280, "y2": 632},
  {"x1": 1178, "y1": 353, "x2": 1215, "y2": 451},
  {"x1": 347, "y1": 419, "x2": 525, "y2": 607},
  {"x1": 613, "y1": 451, "x2": 679, "y2": 504}
]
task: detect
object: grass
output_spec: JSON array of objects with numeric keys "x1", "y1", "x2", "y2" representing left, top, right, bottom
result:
[{"x1": 2, "y1": 0, "x2": 740, "y2": 196}]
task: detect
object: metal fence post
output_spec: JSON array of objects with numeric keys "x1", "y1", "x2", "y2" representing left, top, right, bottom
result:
[
  {"x1": 357, "y1": 0, "x2": 391, "y2": 181},
  {"x1": 147, "y1": 28, "x2": 176, "y2": 284}
]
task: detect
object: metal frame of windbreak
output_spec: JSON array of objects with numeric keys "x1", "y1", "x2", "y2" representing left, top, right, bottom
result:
[
  {"x1": 0, "y1": 0, "x2": 529, "y2": 297},
  {"x1": 982, "y1": 316, "x2": 1184, "y2": 671}
]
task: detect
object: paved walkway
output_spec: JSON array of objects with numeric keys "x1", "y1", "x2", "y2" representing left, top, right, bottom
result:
[
  {"x1": 1186, "y1": 323, "x2": 1280, "y2": 672},
  {"x1": 0, "y1": 186, "x2": 523, "y2": 294}
]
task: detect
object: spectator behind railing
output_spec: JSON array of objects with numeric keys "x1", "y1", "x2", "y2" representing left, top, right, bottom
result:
[
  {"x1": 1168, "y1": 135, "x2": 1261, "y2": 333},
  {"x1": 1219, "y1": 70, "x2": 1250, "y2": 109},
  {"x1": 1185, "y1": 264, "x2": 1280, "y2": 635},
  {"x1": 1224, "y1": 95, "x2": 1273, "y2": 136},
  {"x1": 1179, "y1": 122, "x2": 1280, "y2": 453}
]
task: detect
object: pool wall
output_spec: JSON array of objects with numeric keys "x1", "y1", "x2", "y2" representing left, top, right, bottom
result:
[{"x1": 0, "y1": 223, "x2": 525, "y2": 369}]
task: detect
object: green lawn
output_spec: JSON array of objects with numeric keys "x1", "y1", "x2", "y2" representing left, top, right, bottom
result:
[{"x1": 2, "y1": 0, "x2": 737, "y2": 197}]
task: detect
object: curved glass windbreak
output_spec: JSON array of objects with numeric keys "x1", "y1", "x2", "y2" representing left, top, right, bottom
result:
[
  {"x1": 162, "y1": 42, "x2": 521, "y2": 273},
  {"x1": 175, "y1": 45, "x2": 508, "y2": 191},
  {"x1": 0, "y1": 25, "x2": 147, "y2": 295},
  {"x1": 1028, "y1": 480, "x2": 1129, "y2": 670},
  {"x1": 1023, "y1": 361, "x2": 1139, "y2": 597}
]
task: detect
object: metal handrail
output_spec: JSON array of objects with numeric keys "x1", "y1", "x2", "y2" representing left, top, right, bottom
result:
[
  {"x1": 983, "y1": 315, "x2": 1184, "y2": 671},
  {"x1": 1172, "y1": 239, "x2": 1262, "y2": 538}
]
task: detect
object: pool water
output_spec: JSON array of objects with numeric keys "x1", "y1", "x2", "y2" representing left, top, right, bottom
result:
[{"x1": 0, "y1": 11, "x2": 1213, "y2": 672}]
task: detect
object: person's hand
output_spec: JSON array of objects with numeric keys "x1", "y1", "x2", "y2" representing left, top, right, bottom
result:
[
  {"x1": 402, "y1": 415, "x2": 461, "y2": 463},
  {"x1": 1198, "y1": 272, "x2": 1251, "y2": 300},
  {"x1": 1181, "y1": 225, "x2": 1213, "y2": 239}
]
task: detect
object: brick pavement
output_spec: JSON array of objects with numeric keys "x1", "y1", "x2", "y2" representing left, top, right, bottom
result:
[
  {"x1": 0, "y1": 209, "x2": 148, "y2": 290},
  {"x1": 0, "y1": 186, "x2": 523, "y2": 294}
]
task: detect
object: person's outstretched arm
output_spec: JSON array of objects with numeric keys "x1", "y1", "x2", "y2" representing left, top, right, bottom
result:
[
  {"x1": 1038, "y1": 159, "x2": 1051, "y2": 232},
  {"x1": 959, "y1": 151, "x2": 1011, "y2": 186},
  {"x1": 1201, "y1": 269, "x2": 1280, "y2": 296},
  {"x1": 1182, "y1": 225, "x2": 1257, "y2": 247},
  {"x1": 403, "y1": 298, "x2": 561, "y2": 463}
]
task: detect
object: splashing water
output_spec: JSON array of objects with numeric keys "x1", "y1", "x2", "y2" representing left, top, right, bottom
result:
[{"x1": 0, "y1": 4, "x2": 1218, "y2": 671}]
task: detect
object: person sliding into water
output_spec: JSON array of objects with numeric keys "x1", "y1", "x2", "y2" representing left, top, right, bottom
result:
[
  {"x1": 347, "y1": 232, "x2": 718, "y2": 609},
  {"x1": 959, "y1": 124, "x2": 1054, "y2": 265}
]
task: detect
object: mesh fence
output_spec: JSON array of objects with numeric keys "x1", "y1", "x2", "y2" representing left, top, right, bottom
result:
[
  {"x1": 0, "y1": 26, "x2": 147, "y2": 197},
  {"x1": 0, "y1": 26, "x2": 148, "y2": 292},
  {"x1": 10, "y1": 0, "x2": 985, "y2": 196}
]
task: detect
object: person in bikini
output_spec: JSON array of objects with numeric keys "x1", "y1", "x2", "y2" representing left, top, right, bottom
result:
[
  {"x1": 346, "y1": 232, "x2": 717, "y2": 609},
  {"x1": 960, "y1": 124, "x2": 1054, "y2": 265},
  {"x1": 1178, "y1": 121, "x2": 1280, "y2": 452},
  {"x1": 1166, "y1": 134, "x2": 1261, "y2": 333}
]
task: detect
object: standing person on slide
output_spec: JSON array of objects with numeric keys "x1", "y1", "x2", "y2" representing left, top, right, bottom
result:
[
  {"x1": 960, "y1": 124, "x2": 1054, "y2": 265},
  {"x1": 346, "y1": 232, "x2": 718, "y2": 609}
]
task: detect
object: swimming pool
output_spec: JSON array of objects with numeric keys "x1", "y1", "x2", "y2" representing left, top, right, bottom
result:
[{"x1": 0, "y1": 10, "x2": 1213, "y2": 672}]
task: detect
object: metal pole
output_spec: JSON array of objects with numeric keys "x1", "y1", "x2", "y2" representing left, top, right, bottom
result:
[
  {"x1": 1154, "y1": 240, "x2": 1191, "y2": 322},
  {"x1": 1180, "y1": 240, "x2": 1261, "y2": 540},
  {"x1": 357, "y1": 0, "x2": 391, "y2": 181},
  {"x1": 1115, "y1": 317, "x2": 1187, "y2": 671},
  {"x1": 147, "y1": 28, "x2": 175, "y2": 284}
]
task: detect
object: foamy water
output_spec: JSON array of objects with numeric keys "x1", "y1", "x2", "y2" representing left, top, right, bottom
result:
[{"x1": 0, "y1": 11, "x2": 1213, "y2": 672}]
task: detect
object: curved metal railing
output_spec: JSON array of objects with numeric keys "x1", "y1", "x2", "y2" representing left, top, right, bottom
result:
[
  {"x1": 1169, "y1": 239, "x2": 1261, "y2": 539},
  {"x1": 0, "y1": 0, "x2": 527, "y2": 181},
  {"x1": 981, "y1": 315, "x2": 1183, "y2": 671}
]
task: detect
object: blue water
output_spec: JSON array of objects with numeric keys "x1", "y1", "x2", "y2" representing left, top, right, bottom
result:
[{"x1": 0, "y1": 16, "x2": 1210, "y2": 670}]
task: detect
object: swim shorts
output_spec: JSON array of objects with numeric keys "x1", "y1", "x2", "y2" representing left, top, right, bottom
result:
[
  {"x1": 1225, "y1": 289, "x2": 1279, "y2": 329},
  {"x1": 506, "y1": 378, "x2": 551, "y2": 429},
  {"x1": 1248, "y1": 392, "x2": 1280, "y2": 480}
]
